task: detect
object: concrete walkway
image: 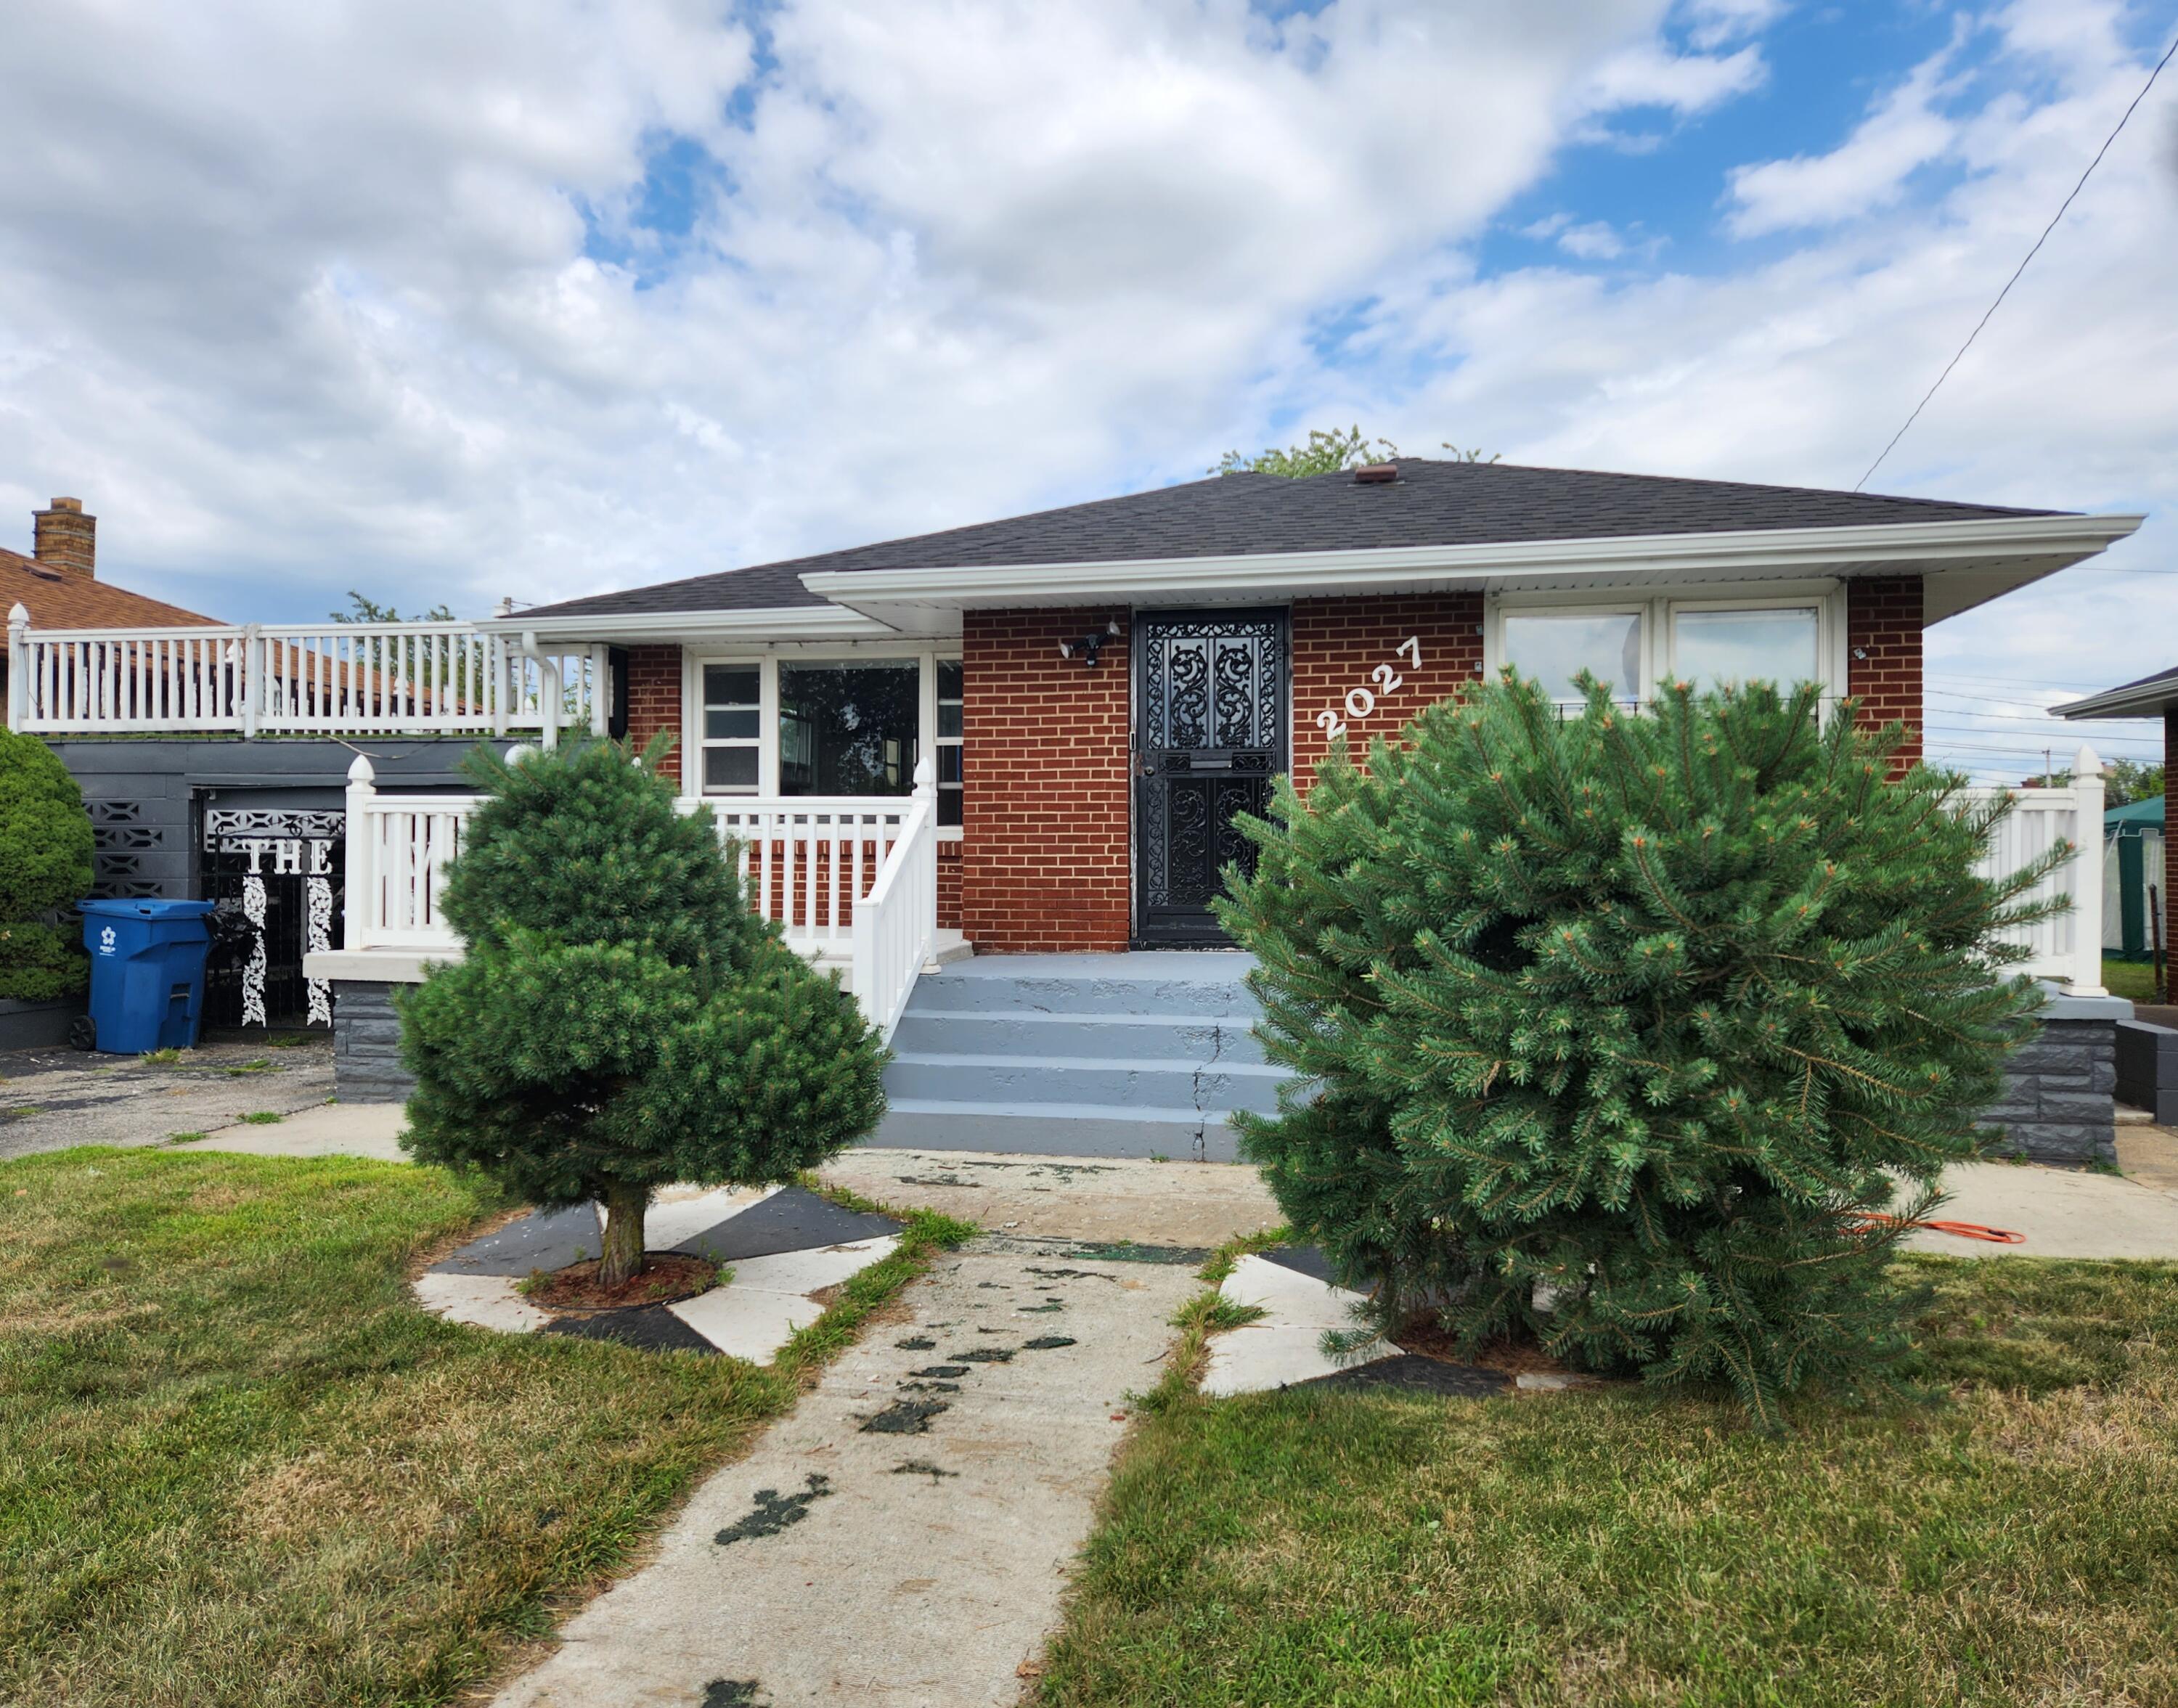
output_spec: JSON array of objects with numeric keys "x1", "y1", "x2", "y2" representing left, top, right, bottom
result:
[
  {"x1": 1903, "y1": 1156, "x2": 2178, "y2": 1260},
  {"x1": 173, "y1": 1099, "x2": 409, "y2": 1162},
  {"x1": 491, "y1": 1244, "x2": 1198, "y2": 1708}
]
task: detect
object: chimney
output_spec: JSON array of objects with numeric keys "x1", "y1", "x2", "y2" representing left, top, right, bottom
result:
[{"x1": 33, "y1": 497, "x2": 96, "y2": 578}]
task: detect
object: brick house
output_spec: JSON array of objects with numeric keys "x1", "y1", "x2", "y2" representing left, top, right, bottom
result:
[{"x1": 491, "y1": 457, "x2": 2139, "y2": 956}]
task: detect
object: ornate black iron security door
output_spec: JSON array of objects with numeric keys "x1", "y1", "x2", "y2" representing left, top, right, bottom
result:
[{"x1": 1133, "y1": 609, "x2": 1288, "y2": 946}]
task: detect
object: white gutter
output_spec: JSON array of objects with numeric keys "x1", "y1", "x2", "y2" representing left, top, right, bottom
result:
[
  {"x1": 2054, "y1": 676, "x2": 2178, "y2": 720},
  {"x1": 479, "y1": 605, "x2": 900, "y2": 642}
]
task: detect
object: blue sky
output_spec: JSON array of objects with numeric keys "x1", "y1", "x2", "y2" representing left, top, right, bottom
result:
[{"x1": 0, "y1": 0, "x2": 2173, "y2": 781}]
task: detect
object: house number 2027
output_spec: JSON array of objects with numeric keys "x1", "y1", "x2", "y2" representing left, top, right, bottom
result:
[{"x1": 1316, "y1": 635, "x2": 1422, "y2": 740}]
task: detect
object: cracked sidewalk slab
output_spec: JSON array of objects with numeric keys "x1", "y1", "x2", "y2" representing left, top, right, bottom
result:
[
  {"x1": 489, "y1": 1249, "x2": 1196, "y2": 1708},
  {"x1": 817, "y1": 1147, "x2": 1281, "y2": 1249}
]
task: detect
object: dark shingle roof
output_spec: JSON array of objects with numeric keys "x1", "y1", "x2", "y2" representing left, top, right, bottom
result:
[{"x1": 523, "y1": 458, "x2": 2063, "y2": 620}]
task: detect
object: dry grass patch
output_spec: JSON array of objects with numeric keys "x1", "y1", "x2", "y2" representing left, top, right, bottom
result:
[
  {"x1": 1040, "y1": 1256, "x2": 2178, "y2": 1707},
  {"x1": 0, "y1": 1146, "x2": 968, "y2": 1708}
]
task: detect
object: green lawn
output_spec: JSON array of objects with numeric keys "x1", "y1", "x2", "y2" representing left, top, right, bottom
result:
[
  {"x1": 1040, "y1": 1258, "x2": 2178, "y2": 1707},
  {"x1": 2103, "y1": 957, "x2": 2164, "y2": 1003},
  {"x1": 0, "y1": 1147, "x2": 963, "y2": 1707}
]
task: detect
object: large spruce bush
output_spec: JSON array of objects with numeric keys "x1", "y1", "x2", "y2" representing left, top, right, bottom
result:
[
  {"x1": 399, "y1": 739, "x2": 888, "y2": 1284},
  {"x1": 0, "y1": 726, "x2": 95, "y2": 1001},
  {"x1": 1220, "y1": 674, "x2": 2060, "y2": 1421}
]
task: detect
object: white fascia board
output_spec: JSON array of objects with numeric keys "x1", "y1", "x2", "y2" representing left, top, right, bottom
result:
[
  {"x1": 799, "y1": 513, "x2": 2145, "y2": 624},
  {"x1": 2053, "y1": 679, "x2": 2178, "y2": 720},
  {"x1": 476, "y1": 605, "x2": 906, "y2": 644}
]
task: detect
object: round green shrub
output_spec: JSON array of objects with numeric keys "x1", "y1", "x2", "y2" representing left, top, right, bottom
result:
[
  {"x1": 399, "y1": 738, "x2": 889, "y2": 1282},
  {"x1": 1220, "y1": 674, "x2": 2058, "y2": 1422},
  {"x1": 0, "y1": 725, "x2": 94, "y2": 1001}
]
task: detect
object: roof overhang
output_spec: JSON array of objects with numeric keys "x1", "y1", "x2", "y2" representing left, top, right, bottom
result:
[
  {"x1": 476, "y1": 603, "x2": 902, "y2": 645},
  {"x1": 799, "y1": 512, "x2": 2145, "y2": 636},
  {"x1": 2054, "y1": 674, "x2": 2178, "y2": 721}
]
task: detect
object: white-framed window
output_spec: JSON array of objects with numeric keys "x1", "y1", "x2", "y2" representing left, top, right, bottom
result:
[
  {"x1": 936, "y1": 658, "x2": 963, "y2": 828},
  {"x1": 685, "y1": 647, "x2": 966, "y2": 839},
  {"x1": 698, "y1": 662, "x2": 763, "y2": 794},
  {"x1": 1488, "y1": 584, "x2": 1845, "y2": 712},
  {"x1": 1498, "y1": 605, "x2": 1647, "y2": 706}
]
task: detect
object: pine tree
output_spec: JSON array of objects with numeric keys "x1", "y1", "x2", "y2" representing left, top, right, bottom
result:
[
  {"x1": 0, "y1": 726, "x2": 95, "y2": 1001},
  {"x1": 1219, "y1": 674, "x2": 2063, "y2": 1423},
  {"x1": 399, "y1": 738, "x2": 888, "y2": 1286}
]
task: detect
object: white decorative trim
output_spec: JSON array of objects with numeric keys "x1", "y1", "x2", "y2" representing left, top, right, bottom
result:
[{"x1": 240, "y1": 875, "x2": 268, "y2": 1026}]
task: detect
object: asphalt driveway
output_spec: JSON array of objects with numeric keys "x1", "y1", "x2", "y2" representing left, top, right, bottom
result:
[{"x1": 0, "y1": 1037, "x2": 335, "y2": 1161}]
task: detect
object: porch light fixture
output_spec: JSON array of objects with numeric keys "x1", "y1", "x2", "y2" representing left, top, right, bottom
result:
[{"x1": 1059, "y1": 617, "x2": 1122, "y2": 667}]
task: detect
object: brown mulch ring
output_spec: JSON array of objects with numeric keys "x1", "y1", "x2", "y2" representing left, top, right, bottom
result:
[
  {"x1": 1393, "y1": 1315, "x2": 1578, "y2": 1379},
  {"x1": 522, "y1": 1253, "x2": 719, "y2": 1314}
]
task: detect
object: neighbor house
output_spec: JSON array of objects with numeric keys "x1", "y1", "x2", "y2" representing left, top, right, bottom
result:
[{"x1": 1, "y1": 496, "x2": 221, "y2": 724}]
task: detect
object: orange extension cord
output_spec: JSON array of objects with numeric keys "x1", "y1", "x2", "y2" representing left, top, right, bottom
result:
[{"x1": 1846, "y1": 1213, "x2": 2026, "y2": 1245}]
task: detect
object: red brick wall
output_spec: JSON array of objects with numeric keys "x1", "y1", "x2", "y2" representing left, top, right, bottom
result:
[
  {"x1": 938, "y1": 842, "x2": 962, "y2": 933},
  {"x1": 1845, "y1": 576, "x2": 1923, "y2": 769},
  {"x1": 960, "y1": 608, "x2": 1132, "y2": 952},
  {"x1": 625, "y1": 644, "x2": 685, "y2": 787},
  {"x1": 1290, "y1": 592, "x2": 1484, "y2": 793},
  {"x1": 2167, "y1": 710, "x2": 2177, "y2": 971}
]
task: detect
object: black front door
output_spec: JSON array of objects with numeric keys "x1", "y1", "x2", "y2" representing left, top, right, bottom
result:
[{"x1": 1133, "y1": 608, "x2": 1288, "y2": 946}]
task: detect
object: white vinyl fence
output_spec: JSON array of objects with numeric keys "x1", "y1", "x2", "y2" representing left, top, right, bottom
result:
[
  {"x1": 7, "y1": 605, "x2": 605, "y2": 742},
  {"x1": 340, "y1": 754, "x2": 939, "y2": 1041},
  {"x1": 1960, "y1": 745, "x2": 2106, "y2": 995}
]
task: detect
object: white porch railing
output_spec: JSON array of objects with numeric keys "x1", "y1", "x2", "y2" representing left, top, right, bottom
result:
[
  {"x1": 6, "y1": 605, "x2": 605, "y2": 743},
  {"x1": 338, "y1": 753, "x2": 939, "y2": 1039},
  {"x1": 1961, "y1": 743, "x2": 2106, "y2": 995}
]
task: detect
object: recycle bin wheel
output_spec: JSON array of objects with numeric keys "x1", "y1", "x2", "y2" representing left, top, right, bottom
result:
[{"x1": 68, "y1": 1014, "x2": 97, "y2": 1052}]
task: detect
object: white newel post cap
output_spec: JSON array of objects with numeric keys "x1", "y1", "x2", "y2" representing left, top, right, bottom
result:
[
  {"x1": 913, "y1": 755, "x2": 937, "y2": 794},
  {"x1": 507, "y1": 743, "x2": 539, "y2": 766},
  {"x1": 346, "y1": 753, "x2": 376, "y2": 785},
  {"x1": 2073, "y1": 743, "x2": 2102, "y2": 778},
  {"x1": 7, "y1": 601, "x2": 28, "y2": 629}
]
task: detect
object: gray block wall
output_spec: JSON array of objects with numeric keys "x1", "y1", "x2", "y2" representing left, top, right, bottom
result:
[
  {"x1": 333, "y1": 980, "x2": 415, "y2": 1103},
  {"x1": 45, "y1": 737, "x2": 512, "y2": 902},
  {"x1": 1978, "y1": 989, "x2": 2131, "y2": 1167}
]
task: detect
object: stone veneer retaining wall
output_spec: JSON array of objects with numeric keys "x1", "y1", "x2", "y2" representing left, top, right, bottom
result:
[
  {"x1": 332, "y1": 980, "x2": 414, "y2": 1103},
  {"x1": 1979, "y1": 987, "x2": 2130, "y2": 1167}
]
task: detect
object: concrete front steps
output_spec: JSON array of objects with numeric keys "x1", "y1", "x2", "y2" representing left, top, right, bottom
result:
[{"x1": 873, "y1": 952, "x2": 1290, "y2": 1161}]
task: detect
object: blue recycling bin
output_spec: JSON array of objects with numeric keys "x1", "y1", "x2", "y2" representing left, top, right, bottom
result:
[{"x1": 78, "y1": 899, "x2": 219, "y2": 1055}]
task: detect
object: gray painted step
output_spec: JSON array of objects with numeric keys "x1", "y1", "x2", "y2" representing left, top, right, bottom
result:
[
  {"x1": 871, "y1": 1101, "x2": 1245, "y2": 1164},
  {"x1": 905, "y1": 968, "x2": 1259, "y2": 1018},
  {"x1": 889, "y1": 1010, "x2": 1269, "y2": 1064},
  {"x1": 884, "y1": 1053, "x2": 1287, "y2": 1114}
]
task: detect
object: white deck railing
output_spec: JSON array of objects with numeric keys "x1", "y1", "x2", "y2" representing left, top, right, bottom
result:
[
  {"x1": 6, "y1": 605, "x2": 605, "y2": 742},
  {"x1": 338, "y1": 754, "x2": 939, "y2": 1038},
  {"x1": 1961, "y1": 744, "x2": 2106, "y2": 995}
]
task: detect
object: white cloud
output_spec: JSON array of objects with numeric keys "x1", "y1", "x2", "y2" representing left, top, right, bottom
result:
[
  {"x1": 1558, "y1": 221, "x2": 1630, "y2": 258},
  {"x1": 0, "y1": 0, "x2": 1780, "y2": 615},
  {"x1": 1679, "y1": 0, "x2": 1790, "y2": 52},
  {"x1": 1724, "y1": 36, "x2": 1962, "y2": 236}
]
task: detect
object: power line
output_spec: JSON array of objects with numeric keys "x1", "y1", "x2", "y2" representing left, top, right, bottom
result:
[{"x1": 1854, "y1": 28, "x2": 2178, "y2": 491}]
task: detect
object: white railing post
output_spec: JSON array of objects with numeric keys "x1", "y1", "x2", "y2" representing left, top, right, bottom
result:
[
  {"x1": 344, "y1": 753, "x2": 377, "y2": 952},
  {"x1": 240, "y1": 623, "x2": 263, "y2": 737},
  {"x1": 520, "y1": 631, "x2": 561, "y2": 751},
  {"x1": 590, "y1": 645, "x2": 610, "y2": 737},
  {"x1": 6, "y1": 602, "x2": 28, "y2": 730},
  {"x1": 2070, "y1": 744, "x2": 2107, "y2": 996},
  {"x1": 490, "y1": 634, "x2": 510, "y2": 737}
]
